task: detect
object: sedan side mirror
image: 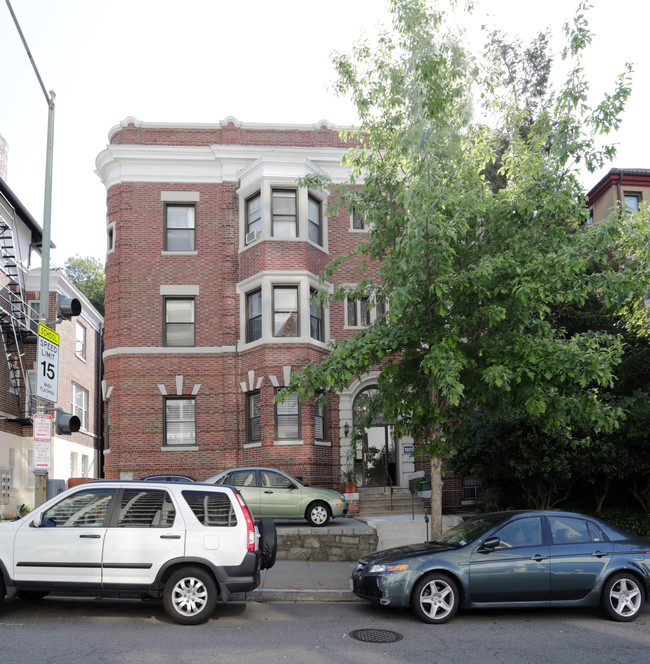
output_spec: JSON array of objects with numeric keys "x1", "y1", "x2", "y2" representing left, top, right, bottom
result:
[
  {"x1": 29, "y1": 513, "x2": 43, "y2": 528},
  {"x1": 478, "y1": 536, "x2": 500, "y2": 553}
]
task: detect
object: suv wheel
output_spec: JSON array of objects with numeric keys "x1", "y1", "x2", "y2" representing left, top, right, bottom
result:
[
  {"x1": 163, "y1": 567, "x2": 217, "y2": 625},
  {"x1": 0, "y1": 574, "x2": 5, "y2": 605}
]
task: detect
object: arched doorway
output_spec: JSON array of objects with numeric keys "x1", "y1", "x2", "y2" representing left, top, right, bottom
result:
[{"x1": 353, "y1": 387, "x2": 396, "y2": 487}]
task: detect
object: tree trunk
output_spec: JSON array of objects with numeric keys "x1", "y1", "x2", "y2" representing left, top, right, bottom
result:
[{"x1": 430, "y1": 456, "x2": 443, "y2": 537}]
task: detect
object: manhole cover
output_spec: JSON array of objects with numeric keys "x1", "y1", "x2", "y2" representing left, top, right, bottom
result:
[{"x1": 349, "y1": 629, "x2": 403, "y2": 643}]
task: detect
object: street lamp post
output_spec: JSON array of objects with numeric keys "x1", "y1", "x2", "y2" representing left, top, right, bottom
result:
[{"x1": 5, "y1": 0, "x2": 56, "y2": 506}]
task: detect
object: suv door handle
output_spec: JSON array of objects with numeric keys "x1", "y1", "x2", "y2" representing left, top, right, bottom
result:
[
  {"x1": 160, "y1": 535, "x2": 181, "y2": 540},
  {"x1": 80, "y1": 534, "x2": 101, "y2": 539},
  {"x1": 592, "y1": 550, "x2": 609, "y2": 558},
  {"x1": 530, "y1": 554, "x2": 547, "y2": 561},
  {"x1": 264, "y1": 490, "x2": 273, "y2": 494}
]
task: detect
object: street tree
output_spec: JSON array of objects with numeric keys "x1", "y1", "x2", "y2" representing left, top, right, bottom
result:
[
  {"x1": 62, "y1": 254, "x2": 105, "y2": 316},
  {"x1": 284, "y1": 0, "x2": 650, "y2": 534}
]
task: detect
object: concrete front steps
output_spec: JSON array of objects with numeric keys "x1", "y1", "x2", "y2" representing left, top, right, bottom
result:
[
  {"x1": 360, "y1": 514, "x2": 465, "y2": 549},
  {"x1": 357, "y1": 485, "x2": 424, "y2": 517}
]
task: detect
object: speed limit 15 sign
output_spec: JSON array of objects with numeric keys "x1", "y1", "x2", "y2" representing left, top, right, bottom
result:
[{"x1": 36, "y1": 324, "x2": 60, "y2": 403}]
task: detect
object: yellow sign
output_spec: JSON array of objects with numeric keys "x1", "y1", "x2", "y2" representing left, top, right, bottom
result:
[{"x1": 38, "y1": 323, "x2": 60, "y2": 346}]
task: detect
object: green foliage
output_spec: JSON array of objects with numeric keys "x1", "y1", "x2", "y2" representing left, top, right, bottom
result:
[
  {"x1": 596, "y1": 509, "x2": 650, "y2": 538},
  {"x1": 63, "y1": 255, "x2": 105, "y2": 316},
  {"x1": 283, "y1": 0, "x2": 649, "y2": 523}
]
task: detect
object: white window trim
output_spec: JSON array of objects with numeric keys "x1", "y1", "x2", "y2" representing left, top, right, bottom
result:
[
  {"x1": 71, "y1": 382, "x2": 89, "y2": 431},
  {"x1": 344, "y1": 288, "x2": 386, "y2": 329},
  {"x1": 107, "y1": 220, "x2": 116, "y2": 254},
  {"x1": 238, "y1": 175, "x2": 329, "y2": 252},
  {"x1": 237, "y1": 272, "x2": 332, "y2": 348}
]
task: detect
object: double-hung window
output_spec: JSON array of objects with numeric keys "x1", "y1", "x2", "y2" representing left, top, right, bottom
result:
[
  {"x1": 164, "y1": 297, "x2": 195, "y2": 346},
  {"x1": 246, "y1": 193, "x2": 262, "y2": 236},
  {"x1": 314, "y1": 394, "x2": 326, "y2": 441},
  {"x1": 165, "y1": 204, "x2": 196, "y2": 251},
  {"x1": 246, "y1": 289, "x2": 262, "y2": 342},
  {"x1": 76, "y1": 322, "x2": 86, "y2": 359},
  {"x1": 247, "y1": 391, "x2": 261, "y2": 444},
  {"x1": 351, "y1": 208, "x2": 365, "y2": 230},
  {"x1": 347, "y1": 296, "x2": 370, "y2": 327},
  {"x1": 71, "y1": 382, "x2": 89, "y2": 430},
  {"x1": 275, "y1": 389, "x2": 300, "y2": 440},
  {"x1": 273, "y1": 286, "x2": 298, "y2": 337},
  {"x1": 310, "y1": 288, "x2": 324, "y2": 341},
  {"x1": 165, "y1": 397, "x2": 196, "y2": 446},
  {"x1": 308, "y1": 195, "x2": 322, "y2": 245},
  {"x1": 272, "y1": 189, "x2": 297, "y2": 237}
]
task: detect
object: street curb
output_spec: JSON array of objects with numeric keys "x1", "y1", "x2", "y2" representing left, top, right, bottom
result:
[{"x1": 231, "y1": 589, "x2": 362, "y2": 603}]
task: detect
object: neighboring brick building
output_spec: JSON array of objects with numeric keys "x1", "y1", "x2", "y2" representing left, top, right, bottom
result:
[
  {"x1": 95, "y1": 116, "x2": 425, "y2": 492},
  {"x1": 0, "y1": 176, "x2": 103, "y2": 515}
]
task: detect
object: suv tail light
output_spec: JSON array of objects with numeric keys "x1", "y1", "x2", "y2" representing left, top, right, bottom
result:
[{"x1": 236, "y1": 492, "x2": 256, "y2": 552}]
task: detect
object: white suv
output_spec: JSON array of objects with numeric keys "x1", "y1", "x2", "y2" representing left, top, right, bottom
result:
[{"x1": 0, "y1": 480, "x2": 276, "y2": 624}]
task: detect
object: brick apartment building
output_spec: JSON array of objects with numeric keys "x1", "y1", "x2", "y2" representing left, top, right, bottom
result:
[
  {"x1": 0, "y1": 174, "x2": 103, "y2": 514},
  {"x1": 95, "y1": 116, "x2": 464, "y2": 500}
]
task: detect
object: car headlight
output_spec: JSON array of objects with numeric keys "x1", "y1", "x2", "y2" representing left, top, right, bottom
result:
[
  {"x1": 338, "y1": 494, "x2": 346, "y2": 501},
  {"x1": 368, "y1": 563, "x2": 410, "y2": 574}
]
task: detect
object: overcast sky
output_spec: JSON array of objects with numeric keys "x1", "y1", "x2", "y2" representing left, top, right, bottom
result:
[{"x1": 1, "y1": 0, "x2": 648, "y2": 267}]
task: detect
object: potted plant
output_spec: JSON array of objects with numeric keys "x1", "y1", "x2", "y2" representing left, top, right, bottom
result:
[
  {"x1": 416, "y1": 477, "x2": 431, "y2": 496},
  {"x1": 341, "y1": 463, "x2": 356, "y2": 493}
]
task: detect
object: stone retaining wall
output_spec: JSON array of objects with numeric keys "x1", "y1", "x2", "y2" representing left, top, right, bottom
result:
[{"x1": 276, "y1": 523, "x2": 378, "y2": 562}]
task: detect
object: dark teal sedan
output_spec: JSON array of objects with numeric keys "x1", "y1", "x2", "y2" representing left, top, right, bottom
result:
[{"x1": 351, "y1": 511, "x2": 650, "y2": 623}]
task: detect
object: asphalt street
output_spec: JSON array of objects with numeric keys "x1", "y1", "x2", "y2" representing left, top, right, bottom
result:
[{"x1": 1, "y1": 595, "x2": 649, "y2": 664}]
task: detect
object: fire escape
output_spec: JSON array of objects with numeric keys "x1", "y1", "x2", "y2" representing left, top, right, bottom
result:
[{"x1": 0, "y1": 212, "x2": 37, "y2": 424}]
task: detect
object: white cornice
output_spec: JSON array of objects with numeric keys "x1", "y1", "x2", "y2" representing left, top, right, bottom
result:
[
  {"x1": 107, "y1": 116, "x2": 348, "y2": 142},
  {"x1": 95, "y1": 144, "x2": 355, "y2": 190}
]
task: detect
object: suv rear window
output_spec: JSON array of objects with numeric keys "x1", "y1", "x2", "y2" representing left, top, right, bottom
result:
[
  {"x1": 182, "y1": 490, "x2": 238, "y2": 527},
  {"x1": 117, "y1": 489, "x2": 175, "y2": 528}
]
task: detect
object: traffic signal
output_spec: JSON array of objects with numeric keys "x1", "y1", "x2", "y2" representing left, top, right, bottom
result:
[
  {"x1": 56, "y1": 296, "x2": 81, "y2": 321},
  {"x1": 55, "y1": 411, "x2": 81, "y2": 435}
]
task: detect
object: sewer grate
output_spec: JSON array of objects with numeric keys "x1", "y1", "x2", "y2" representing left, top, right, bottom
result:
[{"x1": 349, "y1": 628, "x2": 403, "y2": 643}]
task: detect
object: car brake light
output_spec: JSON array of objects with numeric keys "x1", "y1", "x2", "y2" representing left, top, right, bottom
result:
[{"x1": 236, "y1": 493, "x2": 256, "y2": 552}]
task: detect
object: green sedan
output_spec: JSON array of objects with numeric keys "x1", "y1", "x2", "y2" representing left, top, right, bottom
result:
[
  {"x1": 204, "y1": 466, "x2": 348, "y2": 526},
  {"x1": 351, "y1": 510, "x2": 650, "y2": 623}
]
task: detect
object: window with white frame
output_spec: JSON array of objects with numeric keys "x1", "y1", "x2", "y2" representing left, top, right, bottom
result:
[
  {"x1": 246, "y1": 193, "x2": 262, "y2": 237},
  {"x1": 273, "y1": 286, "x2": 299, "y2": 337},
  {"x1": 70, "y1": 452, "x2": 79, "y2": 477},
  {"x1": 346, "y1": 295, "x2": 385, "y2": 328},
  {"x1": 275, "y1": 390, "x2": 300, "y2": 440},
  {"x1": 164, "y1": 297, "x2": 195, "y2": 346},
  {"x1": 310, "y1": 288, "x2": 324, "y2": 342},
  {"x1": 76, "y1": 321, "x2": 86, "y2": 359},
  {"x1": 308, "y1": 194, "x2": 323, "y2": 245},
  {"x1": 246, "y1": 289, "x2": 262, "y2": 342},
  {"x1": 165, "y1": 397, "x2": 196, "y2": 446},
  {"x1": 107, "y1": 222, "x2": 116, "y2": 253},
  {"x1": 165, "y1": 204, "x2": 196, "y2": 251},
  {"x1": 81, "y1": 455, "x2": 89, "y2": 478},
  {"x1": 247, "y1": 391, "x2": 261, "y2": 444},
  {"x1": 272, "y1": 189, "x2": 297, "y2": 237},
  {"x1": 314, "y1": 393, "x2": 326, "y2": 441},
  {"x1": 72, "y1": 383, "x2": 89, "y2": 430},
  {"x1": 351, "y1": 208, "x2": 366, "y2": 230}
]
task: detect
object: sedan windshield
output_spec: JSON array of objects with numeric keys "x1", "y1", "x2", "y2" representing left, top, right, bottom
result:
[{"x1": 431, "y1": 513, "x2": 509, "y2": 547}]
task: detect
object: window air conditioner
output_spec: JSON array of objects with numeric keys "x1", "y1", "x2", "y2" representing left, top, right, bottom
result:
[{"x1": 245, "y1": 230, "x2": 261, "y2": 245}]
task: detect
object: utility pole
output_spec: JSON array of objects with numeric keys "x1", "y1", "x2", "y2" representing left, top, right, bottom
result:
[{"x1": 5, "y1": 0, "x2": 55, "y2": 506}]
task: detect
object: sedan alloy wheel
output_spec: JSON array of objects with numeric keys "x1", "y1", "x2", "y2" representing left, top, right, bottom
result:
[
  {"x1": 411, "y1": 572, "x2": 459, "y2": 624},
  {"x1": 602, "y1": 573, "x2": 644, "y2": 622}
]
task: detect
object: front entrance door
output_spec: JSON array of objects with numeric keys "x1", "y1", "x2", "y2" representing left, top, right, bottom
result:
[
  {"x1": 360, "y1": 426, "x2": 396, "y2": 487},
  {"x1": 353, "y1": 386, "x2": 396, "y2": 488}
]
